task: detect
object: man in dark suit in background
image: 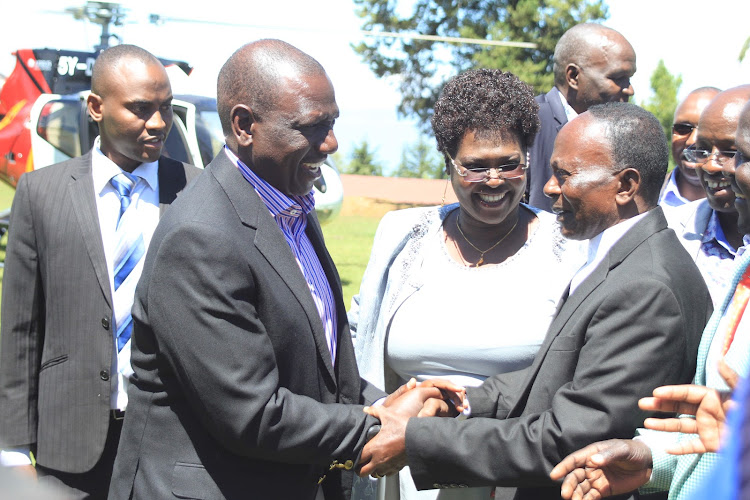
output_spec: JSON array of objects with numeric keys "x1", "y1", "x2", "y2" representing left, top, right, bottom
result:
[
  {"x1": 0, "y1": 44, "x2": 200, "y2": 498},
  {"x1": 527, "y1": 23, "x2": 636, "y2": 211},
  {"x1": 108, "y1": 39, "x2": 438, "y2": 500},
  {"x1": 359, "y1": 103, "x2": 711, "y2": 500}
]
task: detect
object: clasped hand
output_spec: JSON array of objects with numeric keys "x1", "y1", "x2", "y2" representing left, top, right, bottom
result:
[{"x1": 357, "y1": 378, "x2": 466, "y2": 478}]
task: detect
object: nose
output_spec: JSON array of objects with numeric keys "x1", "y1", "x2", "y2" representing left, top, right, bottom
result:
[
  {"x1": 622, "y1": 81, "x2": 634, "y2": 97},
  {"x1": 146, "y1": 109, "x2": 167, "y2": 131},
  {"x1": 701, "y1": 155, "x2": 724, "y2": 175},
  {"x1": 483, "y1": 168, "x2": 503, "y2": 187},
  {"x1": 318, "y1": 127, "x2": 338, "y2": 155},
  {"x1": 685, "y1": 128, "x2": 698, "y2": 148},
  {"x1": 543, "y1": 175, "x2": 560, "y2": 198}
]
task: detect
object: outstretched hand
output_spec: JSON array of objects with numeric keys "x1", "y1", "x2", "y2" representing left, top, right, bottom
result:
[
  {"x1": 639, "y1": 360, "x2": 738, "y2": 455},
  {"x1": 550, "y1": 439, "x2": 653, "y2": 500}
]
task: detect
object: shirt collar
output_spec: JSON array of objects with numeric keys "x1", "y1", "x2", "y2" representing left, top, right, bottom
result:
[
  {"x1": 704, "y1": 210, "x2": 737, "y2": 255},
  {"x1": 659, "y1": 169, "x2": 690, "y2": 207},
  {"x1": 223, "y1": 146, "x2": 315, "y2": 218},
  {"x1": 91, "y1": 136, "x2": 159, "y2": 194},
  {"x1": 585, "y1": 211, "x2": 650, "y2": 267},
  {"x1": 555, "y1": 87, "x2": 579, "y2": 123}
]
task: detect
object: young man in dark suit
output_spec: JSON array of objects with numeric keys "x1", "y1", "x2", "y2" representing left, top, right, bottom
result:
[
  {"x1": 0, "y1": 44, "x2": 201, "y2": 498},
  {"x1": 359, "y1": 103, "x2": 711, "y2": 500},
  {"x1": 527, "y1": 23, "x2": 636, "y2": 211}
]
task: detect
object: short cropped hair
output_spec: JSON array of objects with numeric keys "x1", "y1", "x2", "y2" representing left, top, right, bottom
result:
[
  {"x1": 91, "y1": 44, "x2": 161, "y2": 96},
  {"x1": 216, "y1": 39, "x2": 326, "y2": 136},
  {"x1": 587, "y1": 102, "x2": 668, "y2": 206},
  {"x1": 431, "y1": 69, "x2": 539, "y2": 173},
  {"x1": 553, "y1": 24, "x2": 626, "y2": 88}
]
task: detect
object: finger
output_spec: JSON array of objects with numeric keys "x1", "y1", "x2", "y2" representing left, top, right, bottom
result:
[
  {"x1": 719, "y1": 359, "x2": 740, "y2": 391},
  {"x1": 365, "y1": 404, "x2": 388, "y2": 421},
  {"x1": 551, "y1": 445, "x2": 603, "y2": 479},
  {"x1": 419, "y1": 378, "x2": 466, "y2": 394},
  {"x1": 559, "y1": 468, "x2": 587, "y2": 498},
  {"x1": 648, "y1": 385, "x2": 712, "y2": 405},
  {"x1": 639, "y1": 397, "x2": 699, "y2": 415},
  {"x1": 418, "y1": 398, "x2": 450, "y2": 417},
  {"x1": 643, "y1": 417, "x2": 698, "y2": 434},
  {"x1": 664, "y1": 438, "x2": 708, "y2": 456}
]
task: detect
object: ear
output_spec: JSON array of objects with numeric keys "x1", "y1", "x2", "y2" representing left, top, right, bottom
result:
[
  {"x1": 231, "y1": 105, "x2": 254, "y2": 147},
  {"x1": 87, "y1": 93, "x2": 103, "y2": 122},
  {"x1": 566, "y1": 64, "x2": 580, "y2": 90},
  {"x1": 615, "y1": 168, "x2": 640, "y2": 206}
]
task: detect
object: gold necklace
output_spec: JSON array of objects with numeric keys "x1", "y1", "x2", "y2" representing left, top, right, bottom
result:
[{"x1": 455, "y1": 213, "x2": 518, "y2": 267}]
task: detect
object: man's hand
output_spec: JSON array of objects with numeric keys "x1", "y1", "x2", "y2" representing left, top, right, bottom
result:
[
  {"x1": 358, "y1": 386, "x2": 443, "y2": 478},
  {"x1": 639, "y1": 361, "x2": 739, "y2": 455},
  {"x1": 550, "y1": 439, "x2": 653, "y2": 500},
  {"x1": 382, "y1": 378, "x2": 418, "y2": 407},
  {"x1": 415, "y1": 379, "x2": 467, "y2": 417}
]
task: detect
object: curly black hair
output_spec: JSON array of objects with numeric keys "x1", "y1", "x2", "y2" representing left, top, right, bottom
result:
[{"x1": 431, "y1": 69, "x2": 540, "y2": 173}]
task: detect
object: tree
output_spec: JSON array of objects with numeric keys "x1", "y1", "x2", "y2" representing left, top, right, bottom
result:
[
  {"x1": 393, "y1": 136, "x2": 445, "y2": 179},
  {"x1": 341, "y1": 139, "x2": 384, "y2": 176},
  {"x1": 352, "y1": 0, "x2": 608, "y2": 129},
  {"x1": 640, "y1": 59, "x2": 682, "y2": 156},
  {"x1": 741, "y1": 36, "x2": 750, "y2": 62}
]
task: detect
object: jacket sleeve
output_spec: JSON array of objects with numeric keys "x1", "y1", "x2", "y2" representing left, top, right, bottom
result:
[
  {"x1": 0, "y1": 175, "x2": 44, "y2": 450},
  {"x1": 405, "y1": 279, "x2": 698, "y2": 489}
]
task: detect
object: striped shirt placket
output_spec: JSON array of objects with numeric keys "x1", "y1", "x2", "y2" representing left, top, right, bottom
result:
[{"x1": 226, "y1": 147, "x2": 338, "y2": 365}]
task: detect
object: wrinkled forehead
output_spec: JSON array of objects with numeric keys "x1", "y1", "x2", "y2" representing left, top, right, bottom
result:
[{"x1": 553, "y1": 116, "x2": 613, "y2": 168}]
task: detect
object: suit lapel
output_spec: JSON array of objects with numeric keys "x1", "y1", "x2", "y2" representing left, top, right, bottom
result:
[
  {"x1": 545, "y1": 88, "x2": 568, "y2": 130},
  {"x1": 509, "y1": 208, "x2": 668, "y2": 415},
  {"x1": 209, "y1": 154, "x2": 337, "y2": 383},
  {"x1": 68, "y1": 153, "x2": 112, "y2": 308}
]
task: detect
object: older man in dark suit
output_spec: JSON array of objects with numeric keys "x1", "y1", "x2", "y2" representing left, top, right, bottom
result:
[
  {"x1": 358, "y1": 103, "x2": 711, "y2": 500},
  {"x1": 527, "y1": 23, "x2": 636, "y2": 211},
  {"x1": 0, "y1": 45, "x2": 200, "y2": 498},
  {"x1": 107, "y1": 39, "x2": 444, "y2": 500}
]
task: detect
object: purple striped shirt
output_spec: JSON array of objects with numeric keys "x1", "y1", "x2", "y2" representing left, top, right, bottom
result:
[{"x1": 224, "y1": 147, "x2": 338, "y2": 365}]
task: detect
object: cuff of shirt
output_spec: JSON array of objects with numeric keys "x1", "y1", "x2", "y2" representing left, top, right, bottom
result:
[
  {"x1": 0, "y1": 448, "x2": 33, "y2": 466},
  {"x1": 634, "y1": 429, "x2": 677, "y2": 494}
]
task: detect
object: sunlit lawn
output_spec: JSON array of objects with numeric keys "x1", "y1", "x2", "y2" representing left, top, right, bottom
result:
[{"x1": 321, "y1": 197, "x2": 418, "y2": 308}]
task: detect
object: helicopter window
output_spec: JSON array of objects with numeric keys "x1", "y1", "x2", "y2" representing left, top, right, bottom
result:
[{"x1": 37, "y1": 100, "x2": 82, "y2": 158}]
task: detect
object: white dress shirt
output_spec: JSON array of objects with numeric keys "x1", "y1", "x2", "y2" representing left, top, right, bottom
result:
[
  {"x1": 569, "y1": 212, "x2": 648, "y2": 297},
  {"x1": 556, "y1": 87, "x2": 579, "y2": 123},
  {"x1": 0, "y1": 138, "x2": 160, "y2": 467}
]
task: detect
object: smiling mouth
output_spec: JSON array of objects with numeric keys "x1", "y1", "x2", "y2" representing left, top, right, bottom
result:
[
  {"x1": 705, "y1": 179, "x2": 732, "y2": 190},
  {"x1": 301, "y1": 161, "x2": 324, "y2": 178},
  {"x1": 477, "y1": 192, "x2": 506, "y2": 204}
]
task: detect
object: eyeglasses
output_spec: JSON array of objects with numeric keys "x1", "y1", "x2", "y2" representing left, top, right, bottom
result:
[
  {"x1": 446, "y1": 150, "x2": 527, "y2": 182},
  {"x1": 672, "y1": 122, "x2": 696, "y2": 136},
  {"x1": 682, "y1": 146, "x2": 737, "y2": 166}
]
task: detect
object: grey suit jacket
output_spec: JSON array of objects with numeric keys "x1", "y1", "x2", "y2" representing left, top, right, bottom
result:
[
  {"x1": 404, "y1": 208, "x2": 711, "y2": 500},
  {"x1": 0, "y1": 152, "x2": 200, "y2": 473},
  {"x1": 527, "y1": 87, "x2": 568, "y2": 212},
  {"x1": 108, "y1": 152, "x2": 382, "y2": 500}
]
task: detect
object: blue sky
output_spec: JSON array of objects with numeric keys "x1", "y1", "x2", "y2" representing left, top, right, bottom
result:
[{"x1": 3, "y1": 0, "x2": 749, "y2": 173}]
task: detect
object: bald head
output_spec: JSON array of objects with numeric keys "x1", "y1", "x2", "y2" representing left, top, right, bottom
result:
[
  {"x1": 553, "y1": 24, "x2": 633, "y2": 87},
  {"x1": 217, "y1": 39, "x2": 327, "y2": 137},
  {"x1": 699, "y1": 85, "x2": 750, "y2": 131},
  {"x1": 91, "y1": 44, "x2": 163, "y2": 97}
]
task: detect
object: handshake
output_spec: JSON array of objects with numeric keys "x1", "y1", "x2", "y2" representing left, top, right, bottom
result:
[{"x1": 357, "y1": 378, "x2": 466, "y2": 479}]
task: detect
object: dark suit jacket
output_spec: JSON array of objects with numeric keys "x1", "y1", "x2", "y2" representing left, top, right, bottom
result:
[
  {"x1": 108, "y1": 152, "x2": 383, "y2": 500},
  {"x1": 527, "y1": 87, "x2": 568, "y2": 212},
  {"x1": 405, "y1": 208, "x2": 711, "y2": 500},
  {"x1": 0, "y1": 153, "x2": 200, "y2": 473}
]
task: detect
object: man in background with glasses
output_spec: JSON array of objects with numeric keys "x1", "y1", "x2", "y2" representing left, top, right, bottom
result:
[
  {"x1": 659, "y1": 87, "x2": 720, "y2": 206},
  {"x1": 662, "y1": 85, "x2": 750, "y2": 308}
]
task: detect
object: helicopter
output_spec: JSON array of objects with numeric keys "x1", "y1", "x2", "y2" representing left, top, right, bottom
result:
[{"x1": 0, "y1": 2, "x2": 344, "y2": 224}]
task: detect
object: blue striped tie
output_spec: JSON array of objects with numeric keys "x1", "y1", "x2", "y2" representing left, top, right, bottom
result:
[{"x1": 110, "y1": 172, "x2": 145, "y2": 352}]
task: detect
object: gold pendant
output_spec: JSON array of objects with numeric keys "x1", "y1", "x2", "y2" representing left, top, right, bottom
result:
[{"x1": 477, "y1": 255, "x2": 484, "y2": 266}]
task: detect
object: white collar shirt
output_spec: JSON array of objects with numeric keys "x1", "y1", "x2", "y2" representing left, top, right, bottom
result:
[
  {"x1": 569, "y1": 212, "x2": 649, "y2": 297},
  {"x1": 91, "y1": 136, "x2": 160, "y2": 410},
  {"x1": 556, "y1": 87, "x2": 579, "y2": 123}
]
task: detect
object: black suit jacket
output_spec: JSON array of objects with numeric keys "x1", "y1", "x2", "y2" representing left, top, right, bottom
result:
[
  {"x1": 405, "y1": 208, "x2": 711, "y2": 500},
  {"x1": 527, "y1": 88, "x2": 568, "y2": 212},
  {"x1": 108, "y1": 152, "x2": 382, "y2": 500},
  {"x1": 0, "y1": 153, "x2": 200, "y2": 473}
]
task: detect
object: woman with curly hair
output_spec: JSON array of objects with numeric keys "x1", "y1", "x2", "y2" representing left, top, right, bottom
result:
[{"x1": 350, "y1": 69, "x2": 584, "y2": 500}]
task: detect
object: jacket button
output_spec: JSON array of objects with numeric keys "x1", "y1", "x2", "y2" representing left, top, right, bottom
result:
[
  {"x1": 101, "y1": 318, "x2": 110, "y2": 330},
  {"x1": 100, "y1": 370, "x2": 110, "y2": 381}
]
